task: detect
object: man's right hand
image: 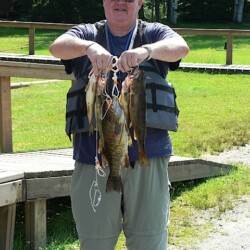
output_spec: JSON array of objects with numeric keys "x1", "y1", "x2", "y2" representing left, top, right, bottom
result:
[{"x1": 85, "y1": 42, "x2": 113, "y2": 76}]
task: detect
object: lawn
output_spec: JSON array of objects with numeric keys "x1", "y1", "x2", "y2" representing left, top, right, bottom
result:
[{"x1": 11, "y1": 71, "x2": 250, "y2": 156}]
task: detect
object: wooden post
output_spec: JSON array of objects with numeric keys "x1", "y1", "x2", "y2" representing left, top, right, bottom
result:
[
  {"x1": 29, "y1": 27, "x2": 35, "y2": 55},
  {"x1": 0, "y1": 204, "x2": 16, "y2": 250},
  {"x1": 226, "y1": 35, "x2": 233, "y2": 65},
  {"x1": 25, "y1": 199, "x2": 47, "y2": 250},
  {"x1": 0, "y1": 76, "x2": 13, "y2": 153}
]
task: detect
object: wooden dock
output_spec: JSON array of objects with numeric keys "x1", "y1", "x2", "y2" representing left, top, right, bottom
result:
[
  {"x1": 0, "y1": 148, "x2": 234, "y2": 250},
  {"x1": 179, "y1": 62, "x2": 250, "y2": 74}
]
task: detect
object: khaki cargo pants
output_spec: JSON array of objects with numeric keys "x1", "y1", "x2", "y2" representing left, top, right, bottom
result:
[{"x1": 71, "y1": 157, "x2": 171, "y2": 250}]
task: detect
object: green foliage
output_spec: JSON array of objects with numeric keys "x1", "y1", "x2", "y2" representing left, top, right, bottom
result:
[
  {"x1": 31, "y1": 0, "x2": 105, "y2": 23},
  {"x1": 9, "y1": 0, "x2": 105, "y2": 23},
  {"x1": 7, "y1": 0, "x2": 250, "y2": 24},
  {"x1": 178, "y1": 0, "x2": 234, "y2": 22}
]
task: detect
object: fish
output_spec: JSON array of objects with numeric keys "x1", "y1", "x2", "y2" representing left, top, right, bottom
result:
[
  {"x1": 129, "y1": 68, "x2": 148, "y2": 165},
  {"x1": 85, "y1": 71, "x2": 97, "y2": 135},
  {"x1": 95, "y1": 74, "x2": 106, "y2": 153},
  {"x1": 101, "y1": 96, "x2": 130, "y2": 192},
  {"x1": 119, "y1": 74, "x2": 132, "y2": 146}
]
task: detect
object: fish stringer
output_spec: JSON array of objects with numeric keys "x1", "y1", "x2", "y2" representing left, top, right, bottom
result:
[{"x1": 89, "y1": 156, "x2": 106, "y2": 213}]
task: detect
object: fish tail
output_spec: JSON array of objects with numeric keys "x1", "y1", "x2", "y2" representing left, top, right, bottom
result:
[
  {"x1": 124, "y1": 154, "x2": 130, "y2": 168},
  {"x1": 138, "y1": 151, "x2": 148, "y2": 166},
  {"x1": 88, "y1": 124, "x2": 94, "y2": 135},
  {"x1": 106, "y1": 176, "x2": 122, "y2": 192}
]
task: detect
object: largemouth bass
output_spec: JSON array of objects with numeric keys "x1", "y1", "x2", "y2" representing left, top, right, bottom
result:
[
  {"x1": 102, "y1": 96, "x2": 129, "y2": 192},
  {"x1": 129, "y1": 68, "x2": 148, "y2": 165},
  {"x1": 85, "y1": 71, "x2": 97, "y2": 135}
]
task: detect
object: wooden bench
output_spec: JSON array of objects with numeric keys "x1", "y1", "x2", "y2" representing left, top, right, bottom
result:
[{"x1": 0, "y1": 148, "x2": 234, "y2": 250}]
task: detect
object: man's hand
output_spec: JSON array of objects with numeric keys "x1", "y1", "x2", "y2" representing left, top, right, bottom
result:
[
  {"x1": 86, "y1": 42, "x2": 113, "y2": 76},
  {"x1": 117, "y1": 47, "x2": 149, "y2": 72}
]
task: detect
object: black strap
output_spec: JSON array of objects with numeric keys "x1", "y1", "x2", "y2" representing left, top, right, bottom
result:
[
  {"x1": 66, "y1": 87, "x2": 85, "y2": 98},
  {"x1": 147, "y1": 103, "x2": 179, "y2": 115},
  {"x1": 146, "y1": 82, "x2": 174, "y2": 94}
]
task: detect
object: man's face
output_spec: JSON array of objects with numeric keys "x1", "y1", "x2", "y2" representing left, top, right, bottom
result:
[{"x1": 103, "y1": 0, "x2": 143, "y2": 29}]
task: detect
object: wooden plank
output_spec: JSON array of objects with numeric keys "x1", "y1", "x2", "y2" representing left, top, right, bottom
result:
[
  {"x1": 179, "y1": 63, "x2": 250, "y2": 74},
  {"x1": 0, "y1": 76, "x2": 13, "y2": 153},
  {"x1": 0, "y1": 171, "x2": 24, "y2": 184},
  {"x1": 0, "y1": 61, "x2": 74, "y2": 80},
  {"x1": 0, "y1": 54, "x2": 61, "y2": 64},
  {"x1": 0, "y1": 204, "x2": 16, "y2": 250},
  {"x1": 0, "y1": 180, "x2": 24, "y2": 207},
  {"x1": 25, "y1": 199, "x2": 47, "y2": 250},
  {"x1": 0, "y1": 20, "x2": 74, "y2": 30},
  {"x1": 168, "y1": 159, "x2": 233, "y2": 182},
  {"x1": 29, "y1": 28, "x2": 35, "y2": 55},
  {"x1": 0, "y1": 21, "x2": 249, "y2": 36},
  {"x1": 26, "y1": 176, "x2": 71, "y2": 200},
  {"x1": 226, "y1": 35, "x2": 233, "y2": 65},
  {"x1": 0, "y1": 149, "x2": 74, "y2": 179}
]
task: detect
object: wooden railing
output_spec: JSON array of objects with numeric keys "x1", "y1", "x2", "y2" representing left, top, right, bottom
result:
[
  {"x1": 0, "y1": 56, "x2": 74, "y2": 153},
  {"x1": 1, "y1": 21, "x2": 250, "y2": 64}
]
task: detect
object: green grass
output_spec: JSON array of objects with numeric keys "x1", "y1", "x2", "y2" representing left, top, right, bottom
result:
[
  {"x1": 0, "y1": 28, "x2": 63, "y2": 55},
  {"x1": 182, "y1": 35, "x2": 250, "y2": 65},
  {"x1": 12, "y1": 81, "x2": 72, "y2": 152},
  {"x1": 168, "y1": 71, "x2": 250, "y2": 157},
  {"x1": 0, "y1": 25, "x2": 250, "y2": 65},
  {"x1": 11, "y1": 72, "x2": 250, "y2": 155}
]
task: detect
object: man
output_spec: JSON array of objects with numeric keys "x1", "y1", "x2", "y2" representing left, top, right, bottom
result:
[{"x1": 50, "y1": 0, "x2": 189, "y2": 249}]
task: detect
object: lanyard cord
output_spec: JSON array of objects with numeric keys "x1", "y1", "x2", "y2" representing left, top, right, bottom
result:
[
  {"x1": 108, "y1": 27, "x2": 134, "y2": 56},
  {"x1": 105, "y1": 21, "x2": 138, "y2": 83}
]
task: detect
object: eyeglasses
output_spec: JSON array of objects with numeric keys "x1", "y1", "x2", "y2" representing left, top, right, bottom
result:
[{"x1": 111, "y1": 0, "x2": 135, "y2": 3}]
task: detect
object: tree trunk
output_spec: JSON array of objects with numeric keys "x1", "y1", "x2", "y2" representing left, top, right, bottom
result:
[
  {"x1": 155, "y1": 0, "x2": 160, "y2": 21},
  {"x1": 172, "y1": 0, "x2": 178, "y2": 24},
  {"x1": 151, "y1": 0, "x2": 155, "y2": 20},
  {"x1": 233, "y1": 0, "x2": 245, "y2": 23},
  {"x1": 168, "y1": 0, "x2": 173, "y2": 22},
  {"x1": 169, "y1": 0, "x2": 178, "y2": 24}
]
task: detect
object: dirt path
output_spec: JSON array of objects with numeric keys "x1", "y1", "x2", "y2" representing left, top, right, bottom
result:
[
  {"x1": 201, "y1": 143, "x2": 250, "y2": 167},
  {"x1": 169, "y1": 144, "x2": 250, "y2": 250},
  {"x1": 189, "y1": 197, "x2": 250, "y2": 250}
]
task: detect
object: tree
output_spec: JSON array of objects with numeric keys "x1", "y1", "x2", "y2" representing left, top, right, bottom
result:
[
  {"x1": 168, "y1": 0, "x2": 178, "y2": 24},
  {"x1": 178, "y1": 0, "x2": 234, "y2": 22},
  {"x1": 233, "y1": 0, "x2": 245, "y2": 22}
]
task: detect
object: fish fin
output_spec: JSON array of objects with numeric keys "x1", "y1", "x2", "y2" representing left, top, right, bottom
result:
[
  {"x1": 106, "y1": 176, "x2": 122, "y2": 192},
  {"x1": 138, "y1": 151, "x2": 148, "y2": 166},
  {"x1": 124, "y1": 154, "x2": 130, "y2": 168},
  {"x1": 85, "y1": 82, "x2": 90, "y2": 92},
  {"x1": 118, "y1": 94, "x2": 123, "y2": 104},
  {"x1": 88, "y1": 124, "x2": 94, "y2": 135},
  {"x1": 98, "y1": 138, "x2": 103, "y2": 154},
  {"x1": 128, "y1": 134, "x2": 133, "y2": 147},
  {"x1": 102, "y1": 154, "x2": 109, "y2": 167},
  {"x1": 132, "y1": 130, "x2": 137, "y2": 141}
]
